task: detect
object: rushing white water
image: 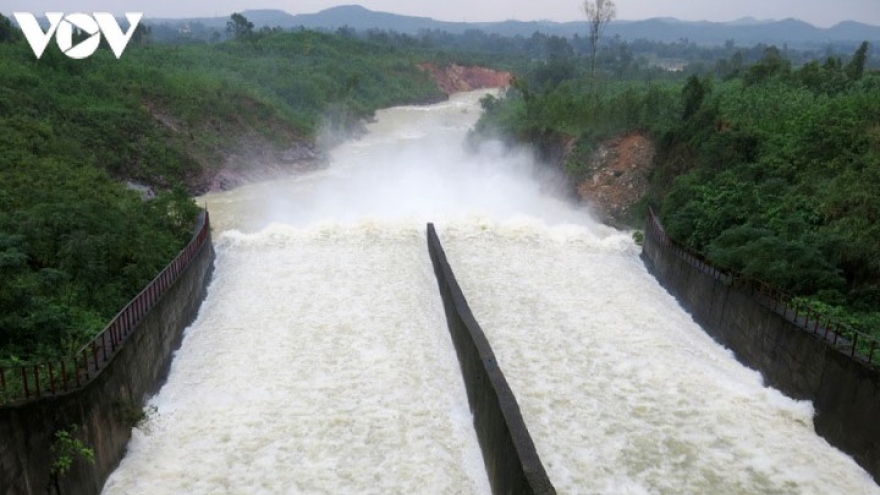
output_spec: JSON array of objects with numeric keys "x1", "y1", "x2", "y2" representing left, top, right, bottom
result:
[
  {"x1": 101, "y1": 94, "x2": 504, "y2": 495},
  {"x1": 102, "y1": 91, "x2": 879, "y2": 495},
  {"x1": 440, "y1": 221, "x2": 880, "y2": 495}
]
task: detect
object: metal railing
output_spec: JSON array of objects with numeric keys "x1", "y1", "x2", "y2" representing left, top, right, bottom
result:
[
  {"x1": 646, "y1": 208, "x2": 879, "y2": 367},
  {"x1": 645, "y1": 209, "x2": 732, "y2": 284},
  {"x1": 0, "y1": 212, "x2": 211, "y2": 405}
]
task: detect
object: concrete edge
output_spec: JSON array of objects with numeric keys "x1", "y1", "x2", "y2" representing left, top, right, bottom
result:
[{"x1": 426, "y1": 223, "x2": 556, "y2": 495}]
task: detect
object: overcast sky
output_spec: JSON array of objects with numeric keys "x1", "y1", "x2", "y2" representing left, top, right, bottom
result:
[{"x1": 4, "y1": 1, "x2": 879, "y2": 28}]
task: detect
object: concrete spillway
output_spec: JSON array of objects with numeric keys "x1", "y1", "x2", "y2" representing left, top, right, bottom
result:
[{"x1": 102, "y1": 91, "x2": 879, "y2": 495}]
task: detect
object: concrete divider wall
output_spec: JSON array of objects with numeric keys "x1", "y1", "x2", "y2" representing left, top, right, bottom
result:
[
  {"x1": 0, "y1": 217, "x2": 214, "y2": 495},
  {"x1": 642, "y1": 218, "x2": 880, "y2": 483},
  {"x1": 426, "y1": 224, "x2": 556, "y2": 495}
]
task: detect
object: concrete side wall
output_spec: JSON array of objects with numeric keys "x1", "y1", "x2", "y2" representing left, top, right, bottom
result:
[
  {"x1": 642, "y1": 222, "x2": 880, "y2": 483},
  {"x1": 427, "y1": 224, "x2": 555, "y2": 495},
  {"x1": 0, "y1": 230, "x2": 214, "y2": 495}
]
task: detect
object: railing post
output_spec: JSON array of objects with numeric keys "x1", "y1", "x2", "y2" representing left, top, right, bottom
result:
[
  {"x1": 60, "y1": 360, "x2": 68, "y2": 392},
  {"x1": 48, "y1": 363, "x2": 55, "y2": 395},
  {"x1": 21, "y1": 367, "x2": 29, "y2": 398},
  {"x1": 74, "y1": 354, "x2": 82, "y2": 387},
  {"x1": 869, "y1": 341, "x2": 877, "y2": 365},
  {"x1": 852, "y1": 333, "x2": 859, "y2": 357},
  {"x1": 81, "y1": 349, "x2": 89, "y2": 381},
  {"x1": 33, "y1": 366, "x2": 40, "y2": 396}
]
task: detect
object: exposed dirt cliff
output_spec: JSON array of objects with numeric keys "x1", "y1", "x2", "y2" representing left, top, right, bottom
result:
[
  {"x1": 570, "y1": 132, "x2": 656, "y2": 226},
  {"x1": 418, "y1": 63, "x2": 512, "y2": 94}
]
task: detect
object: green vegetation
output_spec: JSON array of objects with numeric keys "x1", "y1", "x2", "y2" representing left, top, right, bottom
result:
[
  {"x1": 51, "y1": 425, "x2": 95, "y2": 476},
  {"x1": 0, "y1": 19, "x2": 206, "y2": 361},
  {"x1": 476, "y1": 42, "x2": 880, "y2": 337},
  {"x1": 114, "y1": 400, "x2": 155, "y2": 427},
  {"x1": 0, "y1": 13, "x2": 447, "y2": 363},
  {"x1": 658, "y1": 50, "x2": 880, "y2": 330}
]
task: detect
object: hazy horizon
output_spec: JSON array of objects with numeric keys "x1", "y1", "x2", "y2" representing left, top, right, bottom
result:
[{"x1": 4, "y1": 1, "x2": 879, "y2": 28}]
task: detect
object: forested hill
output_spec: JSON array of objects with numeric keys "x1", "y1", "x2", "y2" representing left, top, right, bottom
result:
[{"x1": 0, "y1": 15, "x2": 455, "y2": 364}]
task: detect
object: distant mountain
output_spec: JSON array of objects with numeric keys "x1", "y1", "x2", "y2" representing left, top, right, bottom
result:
[
  {"x1": 724, "y1": 17, "x2": 778, "y2": 26},
  {"x1": 271, "y1": 5, "x2": 465, "y2": 32},
  {"x1": 603, "y1": 17, "x2": 835, "y2": 46},
  {"x1": 828, "y1": 21, "x2": 880, "y2": 41},
  {"x1": 148, "y1": 5, "x2": 880, "y2": 47}
]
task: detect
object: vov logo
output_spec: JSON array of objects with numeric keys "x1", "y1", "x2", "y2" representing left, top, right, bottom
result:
[{"x1": 13, "y1": 12, "x2": 143, "y2": 60}]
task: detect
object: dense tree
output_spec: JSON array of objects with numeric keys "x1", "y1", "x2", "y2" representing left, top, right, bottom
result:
[
  {"x1": 0, "y1": 13, "x2": 20, "y2": 43},
  {"x1": 845, "y1": 41, "x2": 869, "y2": 81},
  {"x1": 744, "y1": 46, "x2": 791, "y2": 85},
  {"x1": 130, "y1": 23, "x2": 152, "y2": 46},
  {"x1": 681, "y1": 75, "x2": 707, "y2": 120},
  {"x1": 226, "y1": 12, "x2": 254, "y2": 41}
]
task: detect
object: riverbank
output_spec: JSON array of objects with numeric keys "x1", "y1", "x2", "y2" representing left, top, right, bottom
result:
[{"x1": 173, "y1": 63, "x2": 512, "y2": 195}]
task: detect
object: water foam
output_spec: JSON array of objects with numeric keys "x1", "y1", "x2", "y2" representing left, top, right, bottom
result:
[
  {"x1": 440, "y1": 220, "x2": 879, "y2": 495},
  {"x1": 102, "y1": 223, "x2": 490, "y2": 494}
]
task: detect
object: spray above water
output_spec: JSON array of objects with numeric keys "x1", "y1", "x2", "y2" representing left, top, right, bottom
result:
[
  {"x1": 204, "y1": 91, "x2": 611, "y2": 235},
  {"x1": 103, "y1": 91, "x2": 879, "y2": 494}
]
